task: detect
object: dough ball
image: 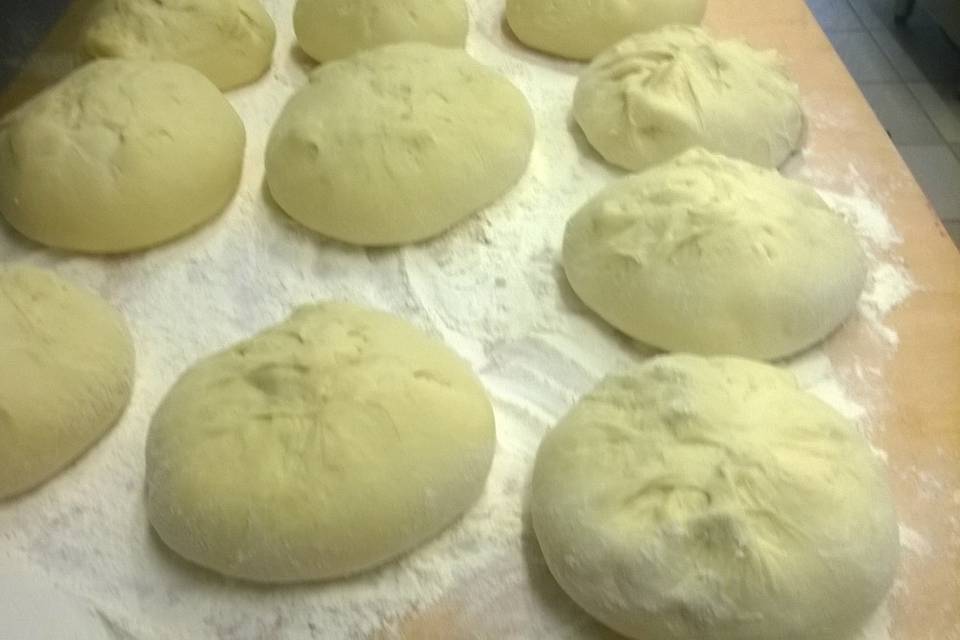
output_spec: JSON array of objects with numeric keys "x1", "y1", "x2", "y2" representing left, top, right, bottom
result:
[
  {"x1": 84, "y1": 0, "x2": 276, "y2": 90},
  {"x1": 532, "y1": 354, "x2": 899, "y2": 640},
  {"x1": 265, "y1": 43, "x2": 534, "y2": 246},
  {"x1": 146, "y1": 302, "x2": 496, "y2": 582},
  {"x1": 0, "y1": 266, "x2": 134, "y2": 500},
  {"x1": 0, "y1": 59, "x2": 245, "y2": 253},
  {"x1": 506, "y1": 0, "x2": 706, "y2": 61},
  {"x1": 563, "y1": 148, "x2": 866, "y2": 360},
  {"x1": 573, "y1": 26, "x2": 804, "y2": 170},
  {"x1": 294, "y1": 0, "x2": 467, "y2": 62}
]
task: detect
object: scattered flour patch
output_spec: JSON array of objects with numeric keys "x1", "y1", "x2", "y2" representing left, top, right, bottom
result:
[
  {"x1": 820, "y1": 188, "x2": 902, "y2": 252},
  {"x1": 817, "y1": 189, "x2": 915, "y2": 347},
  {"x1": 787, "y1": 351, "x2": 868, "y2": 425},
  {"x1": 853, "y1": 601, "x2": 893, "y2": 640},
  {"x1": 899, "y1": 524, "x2": 933, "y2": 557}
]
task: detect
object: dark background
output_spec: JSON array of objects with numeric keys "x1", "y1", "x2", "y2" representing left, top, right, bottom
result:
[{"x1": 0, "y1": 0, "x2": 72, "y2": 90}]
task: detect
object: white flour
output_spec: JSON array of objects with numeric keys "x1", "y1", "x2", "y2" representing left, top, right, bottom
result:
[{"x1": 0, "y1": 1, "x2": 924, "y2": 638}]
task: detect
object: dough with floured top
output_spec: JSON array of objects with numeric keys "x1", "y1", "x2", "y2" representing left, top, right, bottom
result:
[
  {"x1": 0, "y1": 59, "x2": 244, "y2": 253},
  {"x1": 84, "y1": 0, "x2": 276, "y2": 90},
  {"x1": 562, "y1": 148, "x2": 866, "y2": 360},
  {"x1": 265, "y1": 43, "x2": 534, "y2": 246},
  {"x1": 146, "y1": 302, "x2": 495, "y2": 582},
  {"x1": 532, "y1": 354, "x2": 899, "y2": 640},
  {"x1": 294, "y1": 0, "x2": 467, "y2": 62},
  {"x1": 506, "y1": 0, "x2": 706, "y2": 60},
  {"x1": 0, "y1": 266, "x2": 134, "y2": 499},
  {"x1": 573, "y1": 26, "x2": 804, "y2": 170}
]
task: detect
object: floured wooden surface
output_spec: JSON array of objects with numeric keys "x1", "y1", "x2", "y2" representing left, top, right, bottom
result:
[{"x1": 0, "y1": 1, "x2": 957, "y2": 639}]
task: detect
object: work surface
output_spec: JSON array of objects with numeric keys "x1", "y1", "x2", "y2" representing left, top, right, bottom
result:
[
  {"x1": 717, "y1": 3, "x2": 960, "y2": 639},
  {"x1": 0, "y1": 0, "x2": 958, "y2": 639}
]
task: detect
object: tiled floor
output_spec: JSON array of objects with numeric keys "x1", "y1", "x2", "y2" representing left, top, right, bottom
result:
[{"x1": 806, "y1": 0, "x2": 960, "y2": 247}]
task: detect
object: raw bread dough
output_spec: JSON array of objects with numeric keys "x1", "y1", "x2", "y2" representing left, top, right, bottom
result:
[
  {"x1": 146, "y1": 302, "x2": 496, "y2": 582},
  {"x1": 573, "y1": 26, "x2": 804, "y2": 170},
  {"x1": 84, "y1": 0, "x2": 276, "y2": 90},
  {"x1": 0, "y1": 266, "x2": 134, "y2": 500},
  {"x1": 294, "y1": 0, "x2": 467, "y2": 62},
  {"x1": 531, "y1": 354, "x2": 899, "y2": 640},
  {"x1": 0, "y1": 59, "x2": 245, "y2": 253},
  {"x1": 506, "y1": 0, "x2": 706, "y2": 60},
  {"x1": 265, "y1": 43, "x2": 534, "y2": 246},
  {"x1": 563, "y1": 148, "x2": 866, "y2": 360}
]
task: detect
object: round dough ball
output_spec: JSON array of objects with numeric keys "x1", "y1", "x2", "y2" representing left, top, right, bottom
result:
[
  {"x1": 506, "y1": 0, "x2": 706, "y2": 61},
  {"x1": 294, "y1": 0, "x2": 468, "y2": 62},
  {"x1": 532, "y1": 354, "x2": 899, "y2": 640},
  {"x1": 573, "y1": 26, "x2": 804, "y2": 170},
  {"x1": 562, "y1": 148, "x2": 866, "y2": 360},
  {"x1": 0, "y1": 266, "x2": 134, "y2": 500},
  {"x1": 84, "y1": 0, "x2": 276, "y2": 90},
  {"x1": 265, "y1": 43, "x2": 534, "y2": 246},
  {"x1": 0, "y1": 59, "x2": 245, "y2": 253},
  {"x1": 146, "y1": 302, "x2": 496, "y2": 582}
]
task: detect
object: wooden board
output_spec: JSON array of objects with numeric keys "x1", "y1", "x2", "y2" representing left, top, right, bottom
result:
[{"x1": 381, "y1": 1, "x2": 960, "y2": 637}]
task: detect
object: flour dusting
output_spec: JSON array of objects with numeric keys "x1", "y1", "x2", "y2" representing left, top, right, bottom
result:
[
  {"x1": 817, "y1": 189, "x2": 916, "y2": 349},
  {"x1": 855, "y1": 603, "x2": 894, "y2": 640},
  {"x1": 899, "y1": 525, "x2": 933, "y2": 558}
]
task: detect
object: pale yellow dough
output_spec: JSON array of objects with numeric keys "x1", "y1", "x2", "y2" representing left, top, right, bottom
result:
[
  {"x1": 574, "y1": 26, "x2": 804, "y2": 170},
  {"x1": 0, "y1": 267, "x2": 134, "y2": 500},
  {"x1": 85, "y1": 0, "x2": 276, "y2": 90},
  {"x1": 563, "y1": 148, "x2": 866, "y2": 360},
  {"x1": 146, "y1": 302, "x2": 496, "y2": 582},
  {"x1": 294, "y1": 0, "x2": 468, "y2": 62},
  {"x1": 532, "y1": 354, "x2": 899, "y2": 640},
  {"x1": 265, "y1": 43, "x2": 534, "y2": 246},
  {"x1": 0, "y1": 59, "x2": 245, "y2": 253},
  {"x1": 506, "y1": 0, "x2": 706, "y2": 60}
]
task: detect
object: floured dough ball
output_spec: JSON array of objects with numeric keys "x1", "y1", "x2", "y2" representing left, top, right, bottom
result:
[
  {"x1": 146, "y1": 302, "x2": 496, "y2": 582},
  {"x1": 506, "y1": 0, "x2": 706, "y2": 60},
  {"x1": 574, "y1": 26, "x2": 804, "y2": 170},
  {"x1": 0, "y1": 267, "x2": 134, "y2": 500},
  {"x1": 563, "y1": 148, "x2": 866, "y2": 360},
  {"x1": 265, "y1": 43, "x2": 534, "y2": 246},
  {"x1": 294, "y1": 0, "x2": 468, "y2": 62},
  {"x1": 84, "y1": 0, "x2": 276, "y2": 90},
  {"x1": 532, "y1": 354, "x2": 899, "y2": 640},
  {"x1": 0, "y1": 59, "x2": 245, "y2": 253}
]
